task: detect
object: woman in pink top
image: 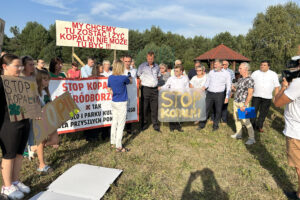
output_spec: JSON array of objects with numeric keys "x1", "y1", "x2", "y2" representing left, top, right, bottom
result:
[{"x1": 67, "y1": 62, "x2": 81, "y2": 78}]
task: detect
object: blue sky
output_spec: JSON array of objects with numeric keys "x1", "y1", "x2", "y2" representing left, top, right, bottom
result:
[{"x1": 1, "y1": 0, "x2": 297, "y2": 38}]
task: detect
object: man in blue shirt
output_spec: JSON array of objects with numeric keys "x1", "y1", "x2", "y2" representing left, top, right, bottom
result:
[
  {"x1": 137, "y1": 51, "x2": 160, "y2": 132},
  {"x1": 81, "y1": 57, "x2": 94, "y2": 78}
]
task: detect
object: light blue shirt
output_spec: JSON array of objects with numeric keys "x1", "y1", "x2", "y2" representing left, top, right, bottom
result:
[
  {"x1": 224, "y1": 68, "x2": 235, "y2": 82},
  {"x1": 204, "y1": 69, "x2": 232, "y2": 98},
  {"x1": 137, "y1": 62, "x2": 160, "y2": 87},
  {"x1": 81, "y1": 65, "x2": 93, "y2": 78}
]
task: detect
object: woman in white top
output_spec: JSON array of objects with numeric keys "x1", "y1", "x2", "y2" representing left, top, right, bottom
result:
[{"x1": 189, "y1": 65, "x2": 206, "y2": 88}]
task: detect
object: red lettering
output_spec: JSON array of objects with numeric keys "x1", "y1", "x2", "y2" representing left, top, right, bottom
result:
[
  {"x1": 62, "y1": 83, "x2": 67, "y2": 92},
  {"x1": 73, "y1": 95, "x2": 79, "y2": 103},
  {"x1": 87, "y1": 82, "x2": 92, "y2": 90},
  {"x1": 79, "y1": 95, "x2": 84, "y2": 103},
  {"x1": 79, "y1": 83, "x2": 84, "y2": 91},
  {"x1": 85, "y1": 94, "x2": 90, "y2": 102},
  {"x1": 60, "y1": 33, "x2": 65, "y2": 40},
  {"x1": 106, "y1": 93, "x2": 112, "y2": 100},
  {"x1": 96, "y1": 94, "x2": 100, "y2": 101},
  {"x1": 101, "y1": 93, "x2": 106, "y2": 101}
]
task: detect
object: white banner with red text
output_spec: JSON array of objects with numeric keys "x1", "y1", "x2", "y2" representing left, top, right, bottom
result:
[
  {"x1": 56, "y1": 20, "x2": 128, "y2": 50},
  {"x1": 49, "y1": 77, "x2": 139, "y2": 134}
]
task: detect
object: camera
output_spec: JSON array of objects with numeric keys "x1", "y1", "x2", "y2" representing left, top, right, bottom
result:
[{"x1": 282, "y1": 56, "x2": 300, "y2": 82}]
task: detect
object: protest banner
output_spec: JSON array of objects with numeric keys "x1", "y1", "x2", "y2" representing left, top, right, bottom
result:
[
  {"x1": 48, "y1": 77, "x2": 139, "y2": 134},
  {"x1": 158, "y1": 88, "x2": 206, "y2": 122},
  {"x1": 1, "y1": 75, "x2": 41, "y2": 122},
  {"x1": 56, "y1": 20, "x2": 128, "y2": 50},
  {"x1": 0, "y1": 18, "x2": 5, "y2": 49},
  {"x1": 33, "y1": 92, "x2": 79, "y2": 144}
]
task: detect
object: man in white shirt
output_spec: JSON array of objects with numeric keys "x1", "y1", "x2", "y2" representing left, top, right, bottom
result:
[
  {"x1": 274, "y1": 64, "x2": 300, "y2": 199},
  {"x1": 159, "y1": 64, "x2": 189, "y2": 132},
  {"x1": 81, "y1": 57, "x2": 94, "y2": 78},
  {"x1": 122, "y1": 55, "x2": 137, "y2": 134},
  {"x1": 198, "y1": 59, "x2": 231, "y2": 131},
  {"x1": 101, "y1": 60, "x2": 112, "y2": 77},
  {"x1": 250, "y1": 60, "x2": 280, "y2": 132},
  {"x1": 123, "y1": 55, "x2": 137, "y2": 78}
]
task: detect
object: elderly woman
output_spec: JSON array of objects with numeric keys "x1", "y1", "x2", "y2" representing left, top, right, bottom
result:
[{"x1": 158, "y1": 63, "x2": 170, "y2": 87}]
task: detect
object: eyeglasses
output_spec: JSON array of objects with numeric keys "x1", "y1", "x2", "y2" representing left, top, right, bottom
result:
[
  {"x1": 222, "y1": 64, "x2": 228, "y2": 66},
  {"x1": 8, "y1": 64, "x2": 24, "y2": 69},
  {"x1": 174, "y1": 70, "x2": 181, "y2": 72},
  {"x1": 196, "y1": 70, "x2": 203, "y2": 72}
]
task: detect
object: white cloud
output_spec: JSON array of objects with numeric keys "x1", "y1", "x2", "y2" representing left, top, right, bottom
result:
[
  {"x1": 75, "y1": 14, "x2": 94, "y2": 24},
  {"x1": 91, "y1": 2, "x2": 115, "y2": 15},
  {"x1": 31, "y1": 0, "x2": 68, "y2": 9}
]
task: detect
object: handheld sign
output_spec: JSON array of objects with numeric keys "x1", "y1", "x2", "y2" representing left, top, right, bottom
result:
[
  {"x1": 238, "y1": 107, "x2": 256, "y2": 119},
  {"x1": 1, "y1": 75, "x2": 41, "y2": 122},
  {"x1": 158, "y1": 88, "x2": 206, "y2": 122},
  {"x1": 56, "y1": 20, "x2": 128, "y2": 50},
  {"x1": 33, "y1": 92, "x2": 79, "y2": 144}
]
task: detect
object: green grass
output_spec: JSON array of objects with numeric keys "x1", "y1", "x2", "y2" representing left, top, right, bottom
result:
[{"x1": 5, "y1": 101, "x2": 296, "y2": 200}]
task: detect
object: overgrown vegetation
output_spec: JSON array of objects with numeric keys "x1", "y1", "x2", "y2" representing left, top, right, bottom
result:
[{"x1": 5, "y1": 101, "x2": 296, "y2": 200}]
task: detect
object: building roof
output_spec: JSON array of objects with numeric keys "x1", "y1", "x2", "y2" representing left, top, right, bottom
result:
[{"x1": 194, "y1": 44, "x2": 250, "y2": 62}]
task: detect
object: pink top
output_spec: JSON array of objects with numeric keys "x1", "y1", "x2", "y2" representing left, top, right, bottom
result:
[{"x1": 68, "y1": 69, "x2": 81, "y2": 79}]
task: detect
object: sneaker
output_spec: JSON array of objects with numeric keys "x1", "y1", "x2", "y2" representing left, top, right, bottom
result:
[
  {"x1": 245, "y1": 138, "x2": 256, "y2": 145},
  {"x1": 37, "y1": 165, "x2": 53, "y2": 174},
  {"x1": 1, "y1": 185, "x2": 24, "y2": 200},
  {"x1": 13, "y1": 182, "x2": 30, "y2": 194},
  {"x1": 231, "y1": 133, "x2": 242, "y2": 139}
]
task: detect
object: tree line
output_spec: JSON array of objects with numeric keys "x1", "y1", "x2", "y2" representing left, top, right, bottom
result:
[{"x1": 3, "y1": 2, "x2": 300, "y2": 72}]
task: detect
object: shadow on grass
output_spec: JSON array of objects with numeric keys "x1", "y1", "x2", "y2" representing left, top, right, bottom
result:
[
  {"x1": 245, "y1": 132, "x2": 294, "y2": 196},
  {"x1": 181, "y1": 168, "x2": 229, "y2": 200}
]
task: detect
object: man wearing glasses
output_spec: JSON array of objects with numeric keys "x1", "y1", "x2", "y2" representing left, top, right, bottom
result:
[{"x1": 198, "y1": 59, "x2": 231, "y2": 131}]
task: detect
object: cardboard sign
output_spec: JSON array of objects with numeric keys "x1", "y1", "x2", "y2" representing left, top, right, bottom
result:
[
  {"x1": 56, "y1": 20, "x2": 128, "y2": 50},
  {"x1": 33, "y1": 92, "x2": 79, "y2": 144},
  {"x1": 48, "y1": 77, "x2": 139, "y2": 134},
  {"x1": 158, "y1": 88, "x2": 206, "y2": 122},
  {"x1": 0, "y1": 18, "x2": 5, "y2": 47},
  {"x1": 1, "y1": 75, "x2": 41, "y2": 122}
]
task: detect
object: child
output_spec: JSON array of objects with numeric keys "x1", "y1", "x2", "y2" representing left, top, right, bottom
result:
[
  {"x1": 0, "y1": 54, "x2": 30, "y2": 199},
  {"x1": 159, "y1": 64, "x2": 189, "y2": 132},
  {"x1": 29, "y1": 70, "x2": 59, "y2": 173}
]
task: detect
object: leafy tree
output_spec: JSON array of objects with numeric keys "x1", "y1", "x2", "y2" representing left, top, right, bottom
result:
[
  {"x1": 135, "y1": 43, "x2": 175, "y2": 67},
  {"x1": 18, "y1": 22, "x2": 50, "y2": 58},
  {"x1": 246, "y1": 2, "x2": 300, "y2": 72}
]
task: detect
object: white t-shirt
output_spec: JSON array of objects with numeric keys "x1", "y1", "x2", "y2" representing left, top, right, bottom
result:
[
  {"x1": 161, "y1": 75, "x2": 189, "y2": 89},
  {"x1": 251, "y1": 69, "x2": 280, "y2": 99},
  {"x1": 124, "y1": 67, "x2": 137, "y2": 78},
  {"x1": 190, "y1": 75, "x2": 207, "y2": 88},
  {"x1": 101, "y1": 70, "x2": 112, "y2": 77},
  {"x1": 283, "y1": 78, "x2": 300, "y2": 139}
]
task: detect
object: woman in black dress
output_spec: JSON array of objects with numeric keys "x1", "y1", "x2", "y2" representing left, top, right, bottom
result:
[{"x1": 0, "y1": 54, "x2": 31, "y2": 199}]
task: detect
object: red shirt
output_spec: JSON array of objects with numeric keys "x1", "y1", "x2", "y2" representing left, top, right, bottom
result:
[{"x1": 68, "y1": 69, "x2": 81, "y2": 79}]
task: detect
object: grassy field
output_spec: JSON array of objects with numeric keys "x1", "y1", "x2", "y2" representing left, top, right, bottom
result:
[{"x1": 6, "y1": 100, "x2": 297, "y2": 200}]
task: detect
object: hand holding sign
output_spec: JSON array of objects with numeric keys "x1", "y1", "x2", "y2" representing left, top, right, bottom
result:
[{"x1": 1, "y1": 75, "x2": 41, "y2": 122}]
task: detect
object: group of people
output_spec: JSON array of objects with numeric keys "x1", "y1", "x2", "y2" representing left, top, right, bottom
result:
[{"x1": 1, "y1": 49, "x2": 300, "y2": 199}]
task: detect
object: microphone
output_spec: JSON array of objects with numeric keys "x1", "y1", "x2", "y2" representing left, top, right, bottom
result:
[{"x1": 128, "y1": 72, "x2": 131, "y2": 77}]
